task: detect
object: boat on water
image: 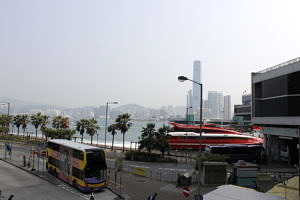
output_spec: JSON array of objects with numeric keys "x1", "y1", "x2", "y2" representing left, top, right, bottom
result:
[{"x1": 167, "y1": 122, "x2": 263, "y2": 150}]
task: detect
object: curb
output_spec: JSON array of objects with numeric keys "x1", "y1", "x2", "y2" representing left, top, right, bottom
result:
[
  {"x1": 0, "y1": 158, "x2": 46, "y2": 180},
  {"x1": 106, "y1": 187, "x2": 127, "y2": 200}
]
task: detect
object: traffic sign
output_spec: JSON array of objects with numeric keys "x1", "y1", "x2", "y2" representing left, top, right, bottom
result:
[
  {"x1": 41, "y1": 151, "x2": 47, "y2": 157},
  {"x1": 182, "y1": 186, "x2": 190, "y2": 198}
]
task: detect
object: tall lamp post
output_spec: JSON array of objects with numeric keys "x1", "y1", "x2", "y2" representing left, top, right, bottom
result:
[
  {"x1": 178, "y1": 76, "x2": 203, "y2": 199},
  {"x1": 104, "y1": 101, "x2": 118, "y2": 149}
]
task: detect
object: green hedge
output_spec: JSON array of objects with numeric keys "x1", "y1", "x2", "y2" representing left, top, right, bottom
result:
[
  {"x1": 0, "y1": 135, "x2": 46, "y2": 145},
  {"x1": 125, "y1": 150, "x2": 176, "y2": 163}
]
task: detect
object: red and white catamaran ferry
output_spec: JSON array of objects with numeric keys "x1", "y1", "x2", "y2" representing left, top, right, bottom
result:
[{"x1": 167, "y1": 122, "x2": 263, "y2": 150}]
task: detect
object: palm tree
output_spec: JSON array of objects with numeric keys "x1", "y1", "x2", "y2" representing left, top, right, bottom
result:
[
  {"x1": 60, "y1": 117, "x2": 70, "y2": 129},
  {"x1": 139, "y1": 123, "x2": 156, "y2": 153},
  {"x1": 155, "y1": 124, "x2": 170, "y2": 157},
  {"x1": 21, "y1": 115, "x2": 29, "y2": 137},
  {"x1": 116, "y1": 113, "x2": 132, "y2": 152},
  {"x1": 0, "y1": 114, "x2": 12, "y2": 135},
  {"x1": 86, "y1": 118, "x2": 100, "y2": 144},
  {"x1": 40, "y1": 115, "x2": 49, "y2": 139},
  {"x1": 108, "y1": 123, "x2": 118, "y2": 151},
  {"x1": 76, "y1": 119, "x2": 88, "y2": 143},
  {"x1": 52, "y1": 116, "x2": 63, "y2": 129},
  {"x1": 31, "y1": 112, "x2": 43, "y2": 139},
  {"x1": 13, "y1": 115, "x2": 23, "y2": 135}
]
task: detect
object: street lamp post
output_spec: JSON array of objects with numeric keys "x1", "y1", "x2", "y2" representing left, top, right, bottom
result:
[
  {"x1": 104, "y1": 101, "x2": 118, "y2": 149},
  {"x1": 178, "y1": 76, "x2": 203, "y2": 199}
]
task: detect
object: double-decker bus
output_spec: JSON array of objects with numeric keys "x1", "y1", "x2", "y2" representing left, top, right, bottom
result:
[{"x1": 46, "y1": 139, "x2": 107, "y2": 192}]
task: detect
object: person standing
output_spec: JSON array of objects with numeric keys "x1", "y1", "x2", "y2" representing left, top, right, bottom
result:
[{"x1": 147, "y1": 193, "x2": 157, "y2": 200}]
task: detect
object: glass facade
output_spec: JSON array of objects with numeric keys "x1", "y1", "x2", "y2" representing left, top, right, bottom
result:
[{"x1": 254, "y1": 71, "x2": 300, "y2": 117}]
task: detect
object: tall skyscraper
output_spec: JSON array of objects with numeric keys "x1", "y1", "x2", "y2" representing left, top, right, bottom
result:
[
  {"x1": 192, "y1": 60, "x2": 201, "y2": 115},
  {"x1": 223, "y1": 95, "x2": 231, "y2": 120},
  {"x1": 208, "y1": 91, "x2": 223, "y2": 119},
  {"x1": 186, "y1": 89, "x2": 193, "y2": 120}
]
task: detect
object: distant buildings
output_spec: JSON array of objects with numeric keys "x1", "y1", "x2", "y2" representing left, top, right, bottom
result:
[
  {"x1": 223, "y1": 95, "x2": 231, "y2": 120},
  {"x1": 207, "y1": 91, "x2": 223, "y2": 119},
  {"x1": 233, "y1": 94, "x2": 251, "y2": 125},
  {"x1": 252, "y1": 57, "x2": 300, "y2": 164}
]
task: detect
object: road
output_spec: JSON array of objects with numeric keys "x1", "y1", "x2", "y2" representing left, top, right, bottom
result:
[{"x1": 0, "y1": 160, "x2": 120, "y2": 200}]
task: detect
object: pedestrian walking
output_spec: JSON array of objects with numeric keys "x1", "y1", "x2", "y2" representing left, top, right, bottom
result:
[
  {"x1": 89, "y1": 187, "x2": 95, "y2": 200},
  {"x1": 22, "y1": 155, "x2": 26, "y2": 167},
  {"x1": 7, "y1": 195, "x2": 14, "y2": 200},
  {"x1": 147, "y1": 193, "x2": 157, "y2": 200}
]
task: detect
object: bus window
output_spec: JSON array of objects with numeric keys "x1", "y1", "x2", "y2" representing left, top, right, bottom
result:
[
  {"x1": 72, "y1": 167, "x2": 84, "y2": 179},
  {"x1": 48, "y1": 142, "x2": 60, "y2": 151},
  {"x1": 86, "y1": 150, "x2": 106, "y2": 165},
  {"x1": 73, "y1": 149, "x2": 84, "y2": 160}
]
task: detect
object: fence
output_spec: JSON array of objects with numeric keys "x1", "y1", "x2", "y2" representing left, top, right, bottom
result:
[{"x1": 106, "y1": 158, "x2": 199, "y2": 183}]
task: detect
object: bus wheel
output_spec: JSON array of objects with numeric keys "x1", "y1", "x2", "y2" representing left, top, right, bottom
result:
[
  {"x1": 72, "y1": 180, "x2": 77, "y2": 188},
  {"x1": 53, "y1": 169, "x2": 57, "y2": 177}
]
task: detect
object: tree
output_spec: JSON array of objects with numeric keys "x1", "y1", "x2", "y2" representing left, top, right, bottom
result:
[
  {"x1": 40, "y1": 114, "x2": 49, "y2": 140},
  {"x1": 52, "y1": 116, "x2": 69, "y2": 129},
  {"x1": 116, "y1": 113, "x2": 132, "y2": 152},
  {"x1": 108, "y1": 123, "x2": 118, "y2": 151},
  {"x1": 13, "y1": 115, "x2": 23, "y2": 135},
  {"x1": 155, "y1": 124, "x2": 170, "y2": 157},
  {"x1": 86, "y1": 118, "x2": 100, "y2": 144},
  {"x1": 0, "y1": 114, "x2": 12, "y2": 135},
  {"x1": 52, "y1": 116, "x2": 62, "y2": 129},
  {"x1": 21, "y1": 115, "x2": 29, "y2": 137},
  {"x1": 138, "y1": 123, "x2": 156, "y2": 154},
  {"x1": 76, "y1": 119, "x2": 88, "y2": 143},
  {"x1": 31, "y1": 112, "x2": 43, "y2": 139}
]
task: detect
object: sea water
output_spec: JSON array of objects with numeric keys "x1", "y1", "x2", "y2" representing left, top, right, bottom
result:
[{"x1": 11, "y1": 119, "x2": 169, "y2": 148}]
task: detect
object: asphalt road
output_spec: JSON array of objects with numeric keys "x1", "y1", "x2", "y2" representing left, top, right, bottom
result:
[{"x1": 0, "y1": 160, "x2": 119, "y2": 200}]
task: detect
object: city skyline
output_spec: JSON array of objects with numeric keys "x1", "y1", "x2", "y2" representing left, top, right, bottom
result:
[{"x1": 1, "y1": 1, "x2": 300, "y2": 109}]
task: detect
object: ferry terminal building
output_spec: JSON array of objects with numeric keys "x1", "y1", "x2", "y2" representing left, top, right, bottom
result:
[{"x1": 252, "y1": 57, "x2": 300, "y2": 165}]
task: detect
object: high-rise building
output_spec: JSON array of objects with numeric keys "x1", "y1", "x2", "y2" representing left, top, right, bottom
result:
[
  {"x1": 192, "y1": 60, "x2": 201, "y2": 115},
  {"x1": 208, "y1": 91, "x2": 223, "y2": 119},
  {"x1": 186, "y1": 89, "x2": 193, "y2": 120},
  {"x1": 223, "y1": 95, "x2": 231, "y2": 120}
]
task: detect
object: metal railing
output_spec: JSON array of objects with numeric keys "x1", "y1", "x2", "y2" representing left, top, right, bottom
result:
[{"x1": 257, "y1": 57, "x2": 300, "y2": 74}]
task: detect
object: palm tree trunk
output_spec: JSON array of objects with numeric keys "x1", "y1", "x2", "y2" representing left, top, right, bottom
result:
[
  {"x1": 122, "y1": 133, "x2": 125, "y2": 152},
  {"x1": 81, "y1": 134, "x2": 83, "y2": 143},
  {"x1": 35, "y1": 128, "x2": 38, "y2": 139},
  {"x1": 91, "y1": 135, "x2": 93, "y2": 144},
  {"x1": 111, "y1": 135, "x2": 115, "y2": 151},
  {"x1": 17, "y1": 127, "x2": 20, "y2": 136}
]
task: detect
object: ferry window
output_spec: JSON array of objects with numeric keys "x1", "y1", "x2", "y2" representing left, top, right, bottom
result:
[
  {"x1": 48, "y1": 142, "x2": 60, "y2": 151},
  {"x1": 72, "y1": 167, "x2": 84, "y2": 179},
  {"x1": 73, "y1": 149, "x2": 84, "y2": 160}
]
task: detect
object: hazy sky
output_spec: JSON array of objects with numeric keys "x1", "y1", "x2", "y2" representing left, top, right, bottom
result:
[{"x1": 1, "y1": 0, "x2": 300, "y2": 108}]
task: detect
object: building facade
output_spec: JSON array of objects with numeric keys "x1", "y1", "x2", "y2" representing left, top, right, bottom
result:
[
  {"x1": 252, "y1": 57, "x2": 300, "y2": 164},
  {"x1": 233, "y1": 94, "x2": 252, "y2": 125},
  {"x1": 192, "y1": 60, "x2": 201, "y2": 116},
  {"x1": 208, "y1": 91, "x2": 223, "y2": 119},
  {"x1": 223, "y1": 95, "x2": 231, "y2": 120}
]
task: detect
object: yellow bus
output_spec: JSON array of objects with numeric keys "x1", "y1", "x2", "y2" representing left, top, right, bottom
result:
[{"x1": 46, "y1": 139, "x2": 107, "y2": 192}]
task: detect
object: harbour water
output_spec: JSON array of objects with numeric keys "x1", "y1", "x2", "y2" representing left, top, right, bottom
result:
[{"x1": 11, "y1": 119, "x2": 169, "y2": 148}]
